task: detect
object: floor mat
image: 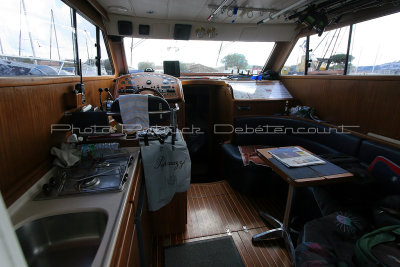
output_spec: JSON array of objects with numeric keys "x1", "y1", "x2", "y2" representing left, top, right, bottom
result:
[{"x1": 164, "y1": 236, "x2": 245, "y2": 267}]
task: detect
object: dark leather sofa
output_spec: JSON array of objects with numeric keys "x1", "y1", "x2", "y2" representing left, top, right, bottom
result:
[{"x1": 221, "y1": 116, "x2": 400, "y2": 222}]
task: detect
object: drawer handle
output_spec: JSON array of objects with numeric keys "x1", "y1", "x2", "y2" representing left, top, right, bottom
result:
[{"x1": 237, "y1": 105, "x2": 251, "y2": 111}]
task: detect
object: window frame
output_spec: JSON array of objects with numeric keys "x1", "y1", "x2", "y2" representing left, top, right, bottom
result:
[
  {"x1": 283, "y1": 26, "x2": 353, "y2": 76},
  {"x1": 73, "y1": 9, "x2": 114, "y2": 77},
  {"x1": 123, "y1": 37, "x2": 276, "y2": 75},
  {"x1": 0, "y1": 0, "x2": 114, "y2": 78},
  {"x1": 98, "y1": 29, "x2": 115, "y2": 76},
  {"x1": 281, "y1": 12, "x2": 400, "y2": 77}
]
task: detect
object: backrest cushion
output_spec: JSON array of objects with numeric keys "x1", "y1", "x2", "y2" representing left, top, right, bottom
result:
[
  {"x1": 358, "y1": 140, "x2": 400, "y2": 166},
  {"x1": 232, "y1": 116, "x2": 361, "y2": 156}
]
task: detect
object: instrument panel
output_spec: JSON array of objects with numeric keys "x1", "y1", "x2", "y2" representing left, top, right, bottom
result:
[{"x1": 114, "y1": 72, "x2": 183, "y2": 100}]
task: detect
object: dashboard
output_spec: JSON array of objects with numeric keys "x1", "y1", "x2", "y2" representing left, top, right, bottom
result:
[
  {"x1": 114, "y1": 72, "x2": 184, "y2": 101},
  {"x1": 227, "y1": 81, "x2": 293, "y2": 100}
]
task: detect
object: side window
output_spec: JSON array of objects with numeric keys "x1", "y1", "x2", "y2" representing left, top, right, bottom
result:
[
  {"x1": 99, "y1": 31, "x2": 113, "y2": 75},
  {"x1": 0, "y1": 0, "x2": 75, "y2": 76},
  {"x1": 282, "y1": 12, "x2": 400, "y2": 76},
  {"x1": 0, "y1": 0, "x2": 114, "y2": 77},
  {"x1": 348, "y1": 12, "x2": 400, "y2": 75},
  {"x1": 76, "y1": 13, "x2": 98, "y2": 76},
  {"x1": 281, "y1": 37, "x2": 307, "y2": 75},
  {"x1": 308, "y1": 26, "x2": 350, "y2": 75}
]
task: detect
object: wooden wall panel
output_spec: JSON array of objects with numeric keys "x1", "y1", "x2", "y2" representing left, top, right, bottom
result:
[
  {"x1": 0, "y1": 77, "x2": 114, "y2": 206},
  {"x1": 281, "y1": 76, "x2": 400, "y2": 140}
]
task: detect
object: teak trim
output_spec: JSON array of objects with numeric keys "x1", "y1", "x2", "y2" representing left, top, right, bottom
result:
[
  {"x1": 87, "y1": 0, "x2": 110, "y2": 21},
  {"x1": 0, "y1": 75, "x2": 115, "y2": 88},
  {"x1": 280, "y1": 75, "x2": 400, "y2": 81}
]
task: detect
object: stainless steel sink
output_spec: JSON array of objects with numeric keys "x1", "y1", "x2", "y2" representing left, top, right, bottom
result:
[{"x1": 16, "y1": 211, "x2": 108, "y2": 267}]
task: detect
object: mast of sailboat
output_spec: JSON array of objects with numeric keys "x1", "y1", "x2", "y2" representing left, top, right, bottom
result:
[
  {"x1": 129, "y1": 39, "x2": 145, "y2": 66},
  {"x1": 19, "y1": 0, "x2": 22, "y2": 56},
  {"x1": 216, "y1": 41, "x2": 223, "y2": 66},
  {"x1": 49, "y1": 10, "x2": 52, "y2": 59},
  {"x1": 49, "y1": 9, "x2": 61, "y2": 60},
  {"x1": 83, "y1": 30, "x2": 91, "y2": 75},
  {"x1": 21, "y1": 0, "x2": 36, "y2": 59},
  {"x1": 0, "y1": 37, "x2": 4, "y2": 54},
  {"x1": 130, "y1": 38, "x2": 133, "y2": 66},
  {"x1": 84, "y1": 30, "x2": 90, "y2": 61}
]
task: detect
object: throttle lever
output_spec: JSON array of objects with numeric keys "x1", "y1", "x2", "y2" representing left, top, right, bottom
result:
[{"x1": 105, "y1": 88, "x2": 114, "y2": 101}]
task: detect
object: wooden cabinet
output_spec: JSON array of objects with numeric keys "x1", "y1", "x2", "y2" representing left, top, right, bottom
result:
[
  {"x1": 233, "y1": 99, "x2": 289, "y2": 118},
  {"x1": 150, "y1": 191, "x2": 187, "y2": 236},
  {"x1": 110, "y1": 160, "x2": 153, "y2": 267},
  {"x1": 113, "y1": 203, "x2": 138, "y2": 267}
]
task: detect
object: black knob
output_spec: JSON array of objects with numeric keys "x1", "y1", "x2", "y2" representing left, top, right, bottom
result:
[
  {"x1": 49, "y1": 177, "x2": 57, "y2": 187},
  {"x1": 98, "y1": 88, "x2": 103, "y2": 93},
  {"x1": 105, "y1": 88, "x2": 110, "y2": 92},
  {"x1": 123, "y1": 173, "x2": 128, "y2": 182},
  {"x1": 42, "y1": 184, "x2": 52, "y2": 195}
]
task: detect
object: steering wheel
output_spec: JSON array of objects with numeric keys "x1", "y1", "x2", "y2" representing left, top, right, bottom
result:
[
  {"x1": 111, "y1": 87, "x2": 167, "y2": 124},
  {"x1": 135, "y1": 87, "x2": 165, "y2": 99}
]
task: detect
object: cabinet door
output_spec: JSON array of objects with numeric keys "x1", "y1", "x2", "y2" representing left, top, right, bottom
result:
[
  {"x1": 115, "y1": 203, "x2": 136, "y2": 267},
  {"x1": 127, "y1": 224, "x2": 140, "y2": 267},
  {"x1": 111, "y1": 159, "x2": 148, "y2": 267},
  {"x1": 233, "y1": 100, "x2": 287, "y2": 117},
  {"x1": 136, "y1": 188, "x2": 153, "y2": 267}
]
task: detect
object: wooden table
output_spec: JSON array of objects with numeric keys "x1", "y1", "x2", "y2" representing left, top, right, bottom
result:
[{"x1": 253, "y1": 146, "x2": 353, "y2": 266}]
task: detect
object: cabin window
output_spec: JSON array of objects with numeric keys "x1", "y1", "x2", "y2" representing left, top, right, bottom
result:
[
  {"x1": 281, "y1": 37, "x2": 307, "y2": 75},
  {"x1": 76, "y1": 13, "x2": 98, "y2": 76},
  {"x1": 0, "y1": 0, "x2": 76, "y2": 76},
  {"x1": 99, "y1": 31, "x2": 113, "y2": 75},
  {"x1": 281, "y1": 27, "x2": 350, "y2": 76},
  {"x1": 123, "y1": 38, "x2": 275, "y2": 74},
  {"x1": 0, "y1": 0, "x2": 114, "y2": 77},
  {"x1": 308, "y1": 26, "x2": 350, "y2": 75},
  {"x1": 347, "y1": 12, "x2": 400, "y2": 75},
  {"x1": 281, "y1": 11, "x2": 400, "y2": 76}
]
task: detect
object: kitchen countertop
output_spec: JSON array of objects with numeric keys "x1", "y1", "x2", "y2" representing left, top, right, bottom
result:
[{"x1": 8, "y1": 147, "x2": 141, "y2": 267}]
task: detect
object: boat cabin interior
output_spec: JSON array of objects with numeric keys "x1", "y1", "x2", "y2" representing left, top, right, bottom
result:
[{"x1": 1, "y1": 0, "x2": 400, "y2": 266}]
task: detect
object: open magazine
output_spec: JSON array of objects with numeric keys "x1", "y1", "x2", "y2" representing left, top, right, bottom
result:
[{"x1": 268, "y1": 147, "x2": 325, "y2": 168}]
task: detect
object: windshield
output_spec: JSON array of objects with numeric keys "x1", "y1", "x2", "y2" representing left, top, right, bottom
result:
[{"x1": 124, "y1": 38, "x2": 275, "y2": 74}]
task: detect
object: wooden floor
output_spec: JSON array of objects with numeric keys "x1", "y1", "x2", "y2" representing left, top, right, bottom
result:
[{"x1": 153, "y1": 180, "x2": 291, "y2": 266}]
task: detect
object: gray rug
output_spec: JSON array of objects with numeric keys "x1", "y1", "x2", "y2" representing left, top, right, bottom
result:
[{"x1": 164, "y1": 236, "x2": 245, "y2": 267}]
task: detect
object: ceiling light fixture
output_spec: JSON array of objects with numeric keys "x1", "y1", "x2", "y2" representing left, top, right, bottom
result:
[{"x1": 108, "y1": 6, "x2": 128, "y2": 13}]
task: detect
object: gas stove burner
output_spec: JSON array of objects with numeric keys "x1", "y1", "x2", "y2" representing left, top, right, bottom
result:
[
  {"x1": 34, "y1": 151, "x2": 135, "y2": 200},
  {"x1": 79, "y1": 177, "x2": 101, "y2": 189}
]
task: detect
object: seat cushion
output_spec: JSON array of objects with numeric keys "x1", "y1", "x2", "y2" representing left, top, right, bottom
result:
[
  {"x1": 221, "y1": 143, "x2": 286, "y2": 194},
  {"x1": 221, "y1": 143, "x2": 243, "y2": 165}
]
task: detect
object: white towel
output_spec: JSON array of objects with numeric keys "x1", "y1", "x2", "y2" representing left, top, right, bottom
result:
[{"x1": 119, "y1": 94, "x2": 149, "y2": 131}]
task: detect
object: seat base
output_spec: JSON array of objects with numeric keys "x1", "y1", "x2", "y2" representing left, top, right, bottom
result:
[{"x1": 252, "y1": 212, "x2": 296, "y2": 266}]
